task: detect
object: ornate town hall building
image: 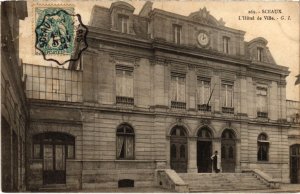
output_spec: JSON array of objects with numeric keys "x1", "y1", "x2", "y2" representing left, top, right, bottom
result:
[{"x1": 18, "y1": 1, "x2": 300, "y2": 191}]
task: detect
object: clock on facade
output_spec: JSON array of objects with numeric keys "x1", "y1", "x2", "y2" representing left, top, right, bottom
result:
[{"x1": 197, "y1": 32, "x2": 210, "y2": 47}]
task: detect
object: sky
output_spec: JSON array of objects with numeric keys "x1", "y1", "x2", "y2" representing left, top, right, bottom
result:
[{"x1": 19, "y1": 0, "x2": 299, "y2": 101}]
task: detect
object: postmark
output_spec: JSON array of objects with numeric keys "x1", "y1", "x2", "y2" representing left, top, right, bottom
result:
[{"x1": 34, "y1": 5, "x2": 88, "y2": 65}]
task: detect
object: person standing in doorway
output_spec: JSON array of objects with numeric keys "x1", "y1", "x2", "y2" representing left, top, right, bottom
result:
[{"x1": 211, "y1": 151, "x2": 221, "y2": 173}]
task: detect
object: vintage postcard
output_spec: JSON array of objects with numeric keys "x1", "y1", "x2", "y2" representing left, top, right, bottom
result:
[{"x1": 1, "y1": 0, "x2": 299, "y2": 192}]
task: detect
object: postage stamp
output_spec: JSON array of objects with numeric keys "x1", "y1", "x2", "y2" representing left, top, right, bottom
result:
[{"x1": 34, "y1": 5, "x2": 88, "y2": 65}]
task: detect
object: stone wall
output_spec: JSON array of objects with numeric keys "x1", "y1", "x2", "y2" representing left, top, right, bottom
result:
[{"x1": 1, "y1": 1, "x2": 28, "y2": 192}]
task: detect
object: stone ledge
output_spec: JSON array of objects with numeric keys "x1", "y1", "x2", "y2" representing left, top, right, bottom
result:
[{"x1": 156, "y1": 169, "x2": 189, "y2": 193}]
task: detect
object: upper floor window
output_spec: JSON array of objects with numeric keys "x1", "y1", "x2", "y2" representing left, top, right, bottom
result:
[
  {"x1": 116, "y1": 65, "x2": 134, "y2": 105},
  {"x1": 173, "y1": 24, "x2": 182, "y2": 44},
  {"x1": 116, "y1": 124, "x2": 135, "y2": 159},
  {"x1": 257, "y1": 47, "x2": 263, "y2": 62},
  {"x1": 118, "y1": 15, "x2": 129, "y2": 33},
  {"x1": 256, "y1": 86, "x2": 268, "y2": 118},
  {"x1": 223, "y1": 37, "x2": 230, "y2": 54},
  {"x1": 171, "y1": 73, "x2": 186, "y2": 103},
  {"x1": 257, "y1": 133, "x2": 269, "y2": 161},
  {"x1": 197, "y1": 78, "x2": 211, "y2": 111},
  {"x1": 221, "y1": 82, "x2": 234, "y2": 114}
]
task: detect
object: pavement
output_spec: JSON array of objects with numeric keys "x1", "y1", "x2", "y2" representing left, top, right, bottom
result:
[
  {"x1": 34, "y1": 184, "x2": 300, "y2": 193},
  {"x1": 80, "y1": 184, "x2": 300, "y2": 193}
]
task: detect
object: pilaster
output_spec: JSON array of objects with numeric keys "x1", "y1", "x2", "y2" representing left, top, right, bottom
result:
[{"x1": 188, "y1": 136, "x2": 198, "y2": 173}]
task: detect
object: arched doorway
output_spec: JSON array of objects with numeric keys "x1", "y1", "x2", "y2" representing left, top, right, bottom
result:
[
  {"x1": 32, "y1": 132, "x2": 75, "y2": 184},
  {"x1": 170, "y1": 126, "x2": 188, "y2": 173},
  {"x1": 290, "y1": 144, "x2": 300, "y2": 183},
  {"x1": 197, "y1": 127, "x2": 213, "y2": 173},
  {"x1": 221, "y1": 129, "x2": 236, "y2": 172}
]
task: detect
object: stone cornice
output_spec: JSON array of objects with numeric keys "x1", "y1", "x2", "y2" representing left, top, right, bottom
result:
[
  {"x1": 87, "y1": 27, "x2": 289, "y2": 77},
  {"x1": 249, "y1": 63, "x2": 290, "y2": 77},
  {"x1": 28, "y1": 99, "x2": 292, "y2": 127},
  {"x1": 30, "y1": 119, "x2": 82, "y2": 126}
]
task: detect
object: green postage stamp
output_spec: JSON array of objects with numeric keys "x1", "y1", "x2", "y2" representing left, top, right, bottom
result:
[{"x1": 34, "y1": 5, "x2": 88, "y2": 65}]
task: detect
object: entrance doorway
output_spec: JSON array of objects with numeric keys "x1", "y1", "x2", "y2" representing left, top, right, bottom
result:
[
  {"x1": 33, "y1": 132, "x2": 75, "y2": 184},
  {"x1": 43, "y1": 144, "x2": 66, "y2": 184},
  {"x1": 197, "y1": 127, "x2": 212, "y2": 173},
  {"x1": 221, "y1": 129, "x2": 236, "y2": 172},
  {"x1": 290, "y1": 144, "x2": 300, "y2": 183},
  {"x1": 170, "y1": 126, "x2": 188, "y2": 173}
]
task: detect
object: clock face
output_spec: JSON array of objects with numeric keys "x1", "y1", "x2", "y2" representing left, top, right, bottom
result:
[{"x1": 197, "y1": 32, "x2": 210, "y2": 46}]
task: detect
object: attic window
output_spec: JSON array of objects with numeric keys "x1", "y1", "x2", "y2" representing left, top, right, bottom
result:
[
  {"x1": 223, "y1": 36, "x2": 230, "y2": 54},
  {"x1": 257, "y1": 47, "x2": 263, "y2": 62},
  {"x1": 173, "y1": 24, "x2": 182, "y2": 45},
  {"x1": 118, "y1": 15, "x2": 129, "y2": 34}
]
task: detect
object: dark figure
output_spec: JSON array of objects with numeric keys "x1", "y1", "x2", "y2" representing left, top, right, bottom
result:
[{"x1": 211, "y1": 151, "x2": 220, "y2": 173}]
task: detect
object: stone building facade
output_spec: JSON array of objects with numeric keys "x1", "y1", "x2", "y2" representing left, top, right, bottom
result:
[
  {"x1": 23, "y1": 1, "x2": 300, "y2": 190},
  {"x1": 1, "y1": 1, "x2": 28, "y2": 192}
]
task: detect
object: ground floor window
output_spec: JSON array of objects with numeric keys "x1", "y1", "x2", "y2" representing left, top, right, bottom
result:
[
  {"x1": 257, "y1": 133, "x2": 269, "y2": 161},
  {"x1": 116, "y1": 124, "x2": 135, "y2": 159}
]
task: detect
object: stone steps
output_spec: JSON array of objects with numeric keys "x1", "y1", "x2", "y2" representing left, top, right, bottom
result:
[{"x1": 179, "y1": 173, "x2": 270, "y2": 192}]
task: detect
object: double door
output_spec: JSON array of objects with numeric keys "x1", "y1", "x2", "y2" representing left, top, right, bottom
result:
[
  {"x1": 221, "y1": 139, "x2": 236, "y2": 172},
  {"x1": 43, "y1": 144, "x2": 66, "y2": 184},
  {"x1": 170, "y1": 137, "x2": 187, "y2": 173}
]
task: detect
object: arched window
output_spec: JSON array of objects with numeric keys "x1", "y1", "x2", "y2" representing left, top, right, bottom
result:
[
  {"x1": 257, "y1": 133, "x2": 269, "y2": 161},
  {"x1": 116, "y1": 124, "x2": 135, "y2": 159},
  {"x1": 171, "y1": 126, "x2": 187, "y2": 137},
  {"x1": 222, "y1": 129, "x2": 236, "y2": 139},
  {"x1": 197, "y1": 127, "x2": 212, "y2": 139}
]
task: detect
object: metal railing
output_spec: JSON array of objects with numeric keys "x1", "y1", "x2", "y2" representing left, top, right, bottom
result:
[
  {"x1": 116, "y1": 96, "x2": 134, "y2": 105},
  {"x1": 222, "y1": 107, "x2": 234, "y2": 114},
  {"x1": 257, "y1": 112, "x2": 268, "y2": 118},
  {"x1": 171, "y1": 101, "x2": 186, "y2": 109},
  {"x1": 198, "y1": 104, "x2": 211, "y2": 112}
]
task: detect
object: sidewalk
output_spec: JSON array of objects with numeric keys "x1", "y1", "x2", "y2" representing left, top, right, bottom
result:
[{"x1": 221, "y1": 184, "x2": 300, "y2": 193}]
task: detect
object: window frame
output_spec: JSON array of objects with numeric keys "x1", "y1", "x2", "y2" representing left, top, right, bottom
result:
[
  {"x1": 256, "y1": 85, "x2": 268, "y2": 117},
  {"x1": 221, "y1": 82, "x2": 234, "y2": 108},
  {"x1": 32, "y1": 132, "x2": 75, "y2": 160},
  {"x1": 118, "y1": 14, "x2": 129, "y2": 34},
  {"x1": 115, "y1": 65, "x2": 134, "y2": 105},
  {"x1": 257, "y1": 133, "x2": 269, "y2": 161},
  {"x1": 197, "y1": 77, "x2": 211, "y2": 106},
  {"x1": 257, "y1": 47, "x2": 263, "y2": 62},
  {"x1": 173, "y1": 24, "x2": 182, "y2": 45},
  {"x1": 116, "y1": 124, "x2": 135, "y2": 160},
  {"x1": 171, "y1": 73, "x2": 186, "y2": 103},
  {"x1": 223, "y1": 36, "x2": 230, "y2": 54}
]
